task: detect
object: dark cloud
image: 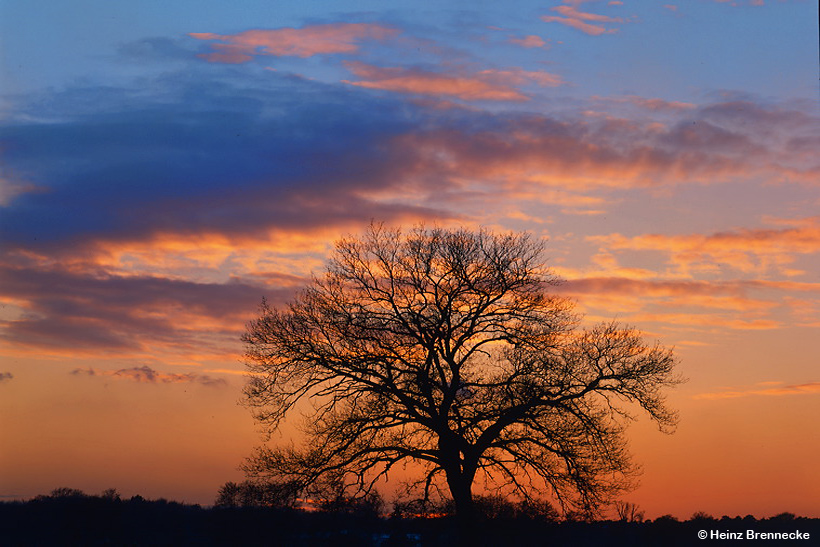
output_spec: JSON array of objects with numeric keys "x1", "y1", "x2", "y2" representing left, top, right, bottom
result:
[
  {"x1": 0, "y1": 264, "x2": 286, "y2": 351},
  {"x1": 2, "y1": 69, "x2": 816, "y2": 258},
  {"x1": 0, "y1": 70, "x2": 449, "y2": 253},
  {"x1": 71, "y1": 365, "x2": 228, "y2": 387},
  {"x1": 0, "y1": 372, "x2": 13, "y2": 383}
]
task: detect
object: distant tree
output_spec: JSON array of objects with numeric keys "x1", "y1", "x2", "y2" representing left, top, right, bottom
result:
[
  {"x1": 614, "y1": 501, "x2": 645, "y2": 522},
  {"x1": 36, "y1": 487, "x2": 87, "y2": 501},
  {"x1": 690, "y1": 511, "x2": 714, "y2": 522},
  {"x1": 242, "y1": 225, "x2": 682, "y2": 519},
  {"x1": 317, "y1": 486, "x2": 384, "y2": 517},
  {"x1": 214, "y1": 482, "x2": 241, "y2": 508},
  {"x1": 770, "y1": 512, "x2": 797, "y2": 522},
  {"x1": 473, "y1": 494, "x2": 559, "y2": 521},
  {"x1": 214, "y1": 480, "x2": 299, "y2": 508},
  {"x1": 101, "y1": 488, "x2": 121, "y2": 501}
]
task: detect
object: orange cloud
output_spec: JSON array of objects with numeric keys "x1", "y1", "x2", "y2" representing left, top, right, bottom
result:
[
  {"x1": 190, "y1": 23, "x2": 399, "y2": 63},
  {"x1": 342, "y1": 62, "x2": 564, "y2": 101},
  {"x1": 694, "y1": 382, "x2": 820, "y2": 400},
  {"x1": 542, "y1": 5, "x2": 624, "y2": 35},
  {"x1": 591, "y1": 217, "x2": 820, "y2": 276},
  {"x1": 552, "y1": 274, "x2": 820, "y2": 332},
  {"x1": 563, "y1": 278, "x2": 771, "y2": 317}
]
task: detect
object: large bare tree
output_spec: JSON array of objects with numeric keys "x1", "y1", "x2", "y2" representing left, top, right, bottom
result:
[{"x1": 242, "y1": 225, "x2": 681, "y2": 518}]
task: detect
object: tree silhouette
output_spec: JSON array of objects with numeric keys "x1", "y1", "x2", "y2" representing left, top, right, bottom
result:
[
  {"x1": 614, "y1": 501, "x2": 645, "y2": 522},
  {"x1": 242, "y1": 225, "x2": 681, "y2": 519}
]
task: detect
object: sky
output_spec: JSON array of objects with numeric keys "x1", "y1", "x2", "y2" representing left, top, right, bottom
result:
[{"x1": 0, "y1": 0, "x2": 818, "y2": 519}]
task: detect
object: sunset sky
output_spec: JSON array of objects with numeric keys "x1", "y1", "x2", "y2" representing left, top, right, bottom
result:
[{"x1": 1, "y1": 0, "x2": 818, "y2": 519}]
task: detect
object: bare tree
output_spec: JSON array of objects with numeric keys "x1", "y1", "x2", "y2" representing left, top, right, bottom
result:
[
  {"x1": 242, "y1": 225, "x2": 681, "y2": 519},
  {"x1": 614, "y1": 501, "x2": 645, "y2": 522}
]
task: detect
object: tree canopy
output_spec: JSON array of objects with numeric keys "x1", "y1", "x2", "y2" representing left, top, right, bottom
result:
[{"x1": 242, "y1": 225, "x2": 681, "y2": 518}]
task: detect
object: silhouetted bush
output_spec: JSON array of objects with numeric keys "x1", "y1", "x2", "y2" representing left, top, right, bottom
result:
[
  {"x1": 770, "y1": 511, "x2": 797, "y2": 522},
  {"x1": 214, "y1": 480, "x2": 300, "y2": 508},
  {"x1": 318, "y1": 489, "x2": 385, "y2": 518},
  {"x1": 2, "y1": 489, "x2": 819, "y2": 546},
  {"x1": 690, "y1": 511, "x2": 715, "y2": 523}
]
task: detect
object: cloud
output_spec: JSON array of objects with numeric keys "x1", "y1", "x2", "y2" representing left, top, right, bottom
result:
[
  {"x1": 0, "y1": 176, "x2": 40, "y2": 207},
  {"x1": 714, "y1": 0, "x2": 767, "y2": 5},
  {"x1": 385, "y1": 98, "x2": 818, "y2": 203},
  {"x1": 190, "y1": 23, "x2": 399, "y2": 63},
  {"x1": 694, "y1": 382, "x2": 820, "y2": 400},
  {"x1": 0, "y1": 262, "x2": 283, "y2": 353},
  {"x1": 553, "y1": 276, "x2": 819, "y2": 330},
  {"x1": 541, "y1": 5, "x2": 624, "y2": 36},
  {"x1": 0, "y1": 72, "x2": 449, "y2": 256},
  {"x1": 71, "y1": 365, "x2": 228, "y2": 387},
  {"x1": 1, "y1": 70, "x2": 816, "y2": 358},
  {"x1": 0, "y1": 372, "x2": 13, "y2": 383},
  {"x1": 342, "y1": 62, "x2": 564, "y2": 101},
  {"x1": 594, "y1": 95, "x2": 696, "y2": 112},
  {"x1": 590, "y1": 217, "x2": 820, "y2": 277},
  {"x1": 4, "y1": 72, "x2": 815, "y2": 257},
  {"x1": 508, "y1": 35, "x2": 547, "y2": 48}
]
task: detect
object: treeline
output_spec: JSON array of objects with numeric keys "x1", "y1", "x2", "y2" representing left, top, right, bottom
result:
[{"x1": 1, "y1": 487, "x2": 818, "y2": 546}]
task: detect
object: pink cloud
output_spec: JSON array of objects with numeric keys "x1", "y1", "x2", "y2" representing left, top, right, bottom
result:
[
  {"x1": 542, "y1": 5, "x2": 623, "y2": 35},
  {"x1": 387, "y1": 109, "x2": 804, "y2": 195},
  {"x1": 714, "y1": 0, "x2": 767, "y2": 5},
  {"x1": 595, "y1": 95, "x2": 697, "y2": 111},
  {"x1": 190, "y1": 23, "x2": 399, "y2": 63},
  {"x1": 508, "y1": 35, "x2": 547, "y2": 48},
  {"x1": 342, "y1": 62, "x2": 564, "y2": 101}
]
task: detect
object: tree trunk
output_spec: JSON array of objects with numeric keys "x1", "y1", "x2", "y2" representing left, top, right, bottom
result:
[
  {"x1": 447, "y1": 470, "x2": 475, "y2": 519},
  {"x1": 439, "y1": 433, "x2": 479, "y2": 536},
  {"x1": 446, "y1": 468, "x2": 481, "y2": 546}
]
